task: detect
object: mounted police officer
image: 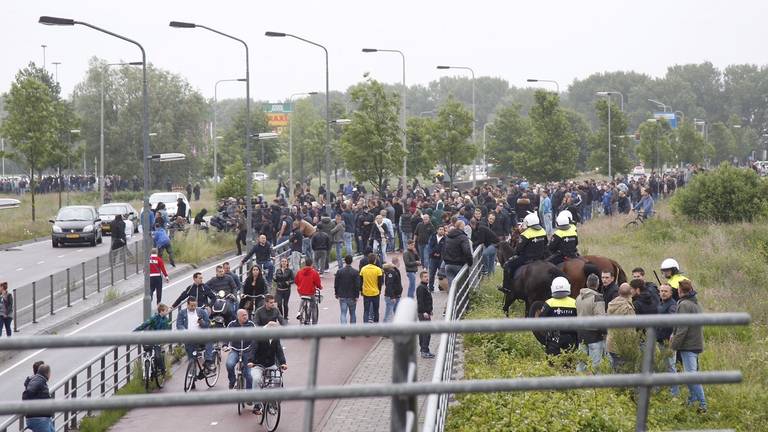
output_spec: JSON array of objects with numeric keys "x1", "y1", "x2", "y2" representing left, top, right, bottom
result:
[
  {"x1": 547, "y1": 212, "x2": 579, "y2": 265},
  {"x1": 503, "y1": 212, "x2": 549, "y2": 282}
]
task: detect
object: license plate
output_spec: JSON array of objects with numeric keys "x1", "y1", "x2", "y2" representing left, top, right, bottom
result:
[{"x1": 66, "y1": 234, "x2": 80, "y2": 239}]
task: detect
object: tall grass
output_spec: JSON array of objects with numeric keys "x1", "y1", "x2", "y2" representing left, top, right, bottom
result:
[
  {"x1": 171, "y1": 228, "x2": 234, "y2": 265},
  {"x1": 447, "y1": 203, "x2": 768, "y2": 432}
]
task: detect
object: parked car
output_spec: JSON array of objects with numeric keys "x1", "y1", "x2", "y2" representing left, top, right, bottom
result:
[
  {"x1": 98, "y1": 203, "x2": 139, "y2": 235},
  {"x1": 50, "y1": 205, "x2": 102, "y2": 247},
  {"x1": 148, "y1": 192, "x2": 191, "y2": 220},
  {"x1": 252, "y1": 172, "x2": 269, "y2": 182}
]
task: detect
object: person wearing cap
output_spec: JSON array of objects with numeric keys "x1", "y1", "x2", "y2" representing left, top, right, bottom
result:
[
  {"x1": 539, "y1": 276, "x2": 578, "y2": 356},
  {"x1": 547, "y1": 212, "x2": 579, "y2": 266},
  {"x1": 660, "y1": 258, "x2": 690, "y2": 299},
  {"x1": 504, "y1": 213, "x2": 548, "y2": 282}
]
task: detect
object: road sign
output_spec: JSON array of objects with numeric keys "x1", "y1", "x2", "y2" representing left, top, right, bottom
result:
[{"x1": 653, "y1": 112, "x2": 677, "y2": 129}]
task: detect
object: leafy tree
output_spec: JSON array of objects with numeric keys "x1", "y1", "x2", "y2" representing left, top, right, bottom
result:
[
  {"x1": 433, "y1": 98, "x2": 474, "y2": 187},
  {"x1": 215, "y1": 159, "x2": 246, "y2": 200},
  {"x1": 0, "y1": 63, "x2": 63, "y2": 220},
  {"x1": 708, "y1": 122, "x2": 736, "y2": 164},
  {"x1": 219, "y1": 107, "x2": 271, "y2": 172},
  {"x1": 486, "y1": 104, "x2": 531, "y2": 176},
  {"x1": 404, "y1": 116, "x2": 436, "y2": 180},
  {"x1": 512, "y1": 91, "x2": 577, "y2": 182},
  {"x1": 636, "y1": 120, "x2": 673, "y2": 170},
  {"x1": 588, "y1": 99, "x2": 631, "y2": 176},
  {"x1": 563, "y1": 109, "x2": 591, "y2": 172},
  {"x1": 340, "y1": 78, "x2": 404, "y2": 196},
  {"x1": 674, "y1": 120, "x2": 711, "y2": 164}
]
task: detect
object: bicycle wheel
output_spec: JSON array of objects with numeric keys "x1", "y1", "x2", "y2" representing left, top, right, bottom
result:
[
  {"x1": 311, "y1": 302, "x2": 319, "y2": 325},
  {"x1": 300, "y1": 302, "x2": 309, "y2": 326},
  {"x1": 205, "y1": 351, "x2": 221, "y2": 388},
  {"x1": 236, "y1": 372, "x2": 245, "y2": 415},
  {"x1": 625, "y1": 220, "x2": 639, "y2": 229},
  {"x1": 154, "y1": 358, "x2": 165, "y2": 389},
  {"x1": 265, "y1": 400, "x2": 281, "y2": 431},
  {"x1": 184, "y1": 360, "x2": 197, "y2": 393},
  {"x1": 143, "y1": 359, "x2": 151, "y2": 392}
]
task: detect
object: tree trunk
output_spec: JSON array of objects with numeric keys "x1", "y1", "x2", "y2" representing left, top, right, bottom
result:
[
  {"x1": 58, "y1": 165, "x2": 62, "y2": 209},
  {"x1": 31, "y1": 169, "x2": 36, "y2": 221}
]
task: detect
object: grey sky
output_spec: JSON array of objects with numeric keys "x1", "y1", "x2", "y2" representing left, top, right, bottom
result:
[{"x1": 4, "y1": 0, "x2": 768, "y2": 103}]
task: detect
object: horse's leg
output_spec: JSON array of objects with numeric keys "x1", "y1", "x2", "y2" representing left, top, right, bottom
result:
[{"x1": 502, "y1": 293, "x2": 513, "y2": 317}]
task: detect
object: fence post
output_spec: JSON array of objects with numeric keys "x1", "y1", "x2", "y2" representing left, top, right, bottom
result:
[
  {"x1": 635, "y1": 327, "x2": 657, "y2": 432},
  {"x1": 70, "y1": 375, "x2": 78, "y2": 430},
  {"x1": 32, "y1": 281, "x2": 37, "y2": 323},
  {"x1": 82, "y1": 261, "x2": 87, "y2": 300},
  {"x1": 100, "y1": 356, "x2": 106, "y2": 396},
  {"x1": 86, "y1": 364, "x2": 93, "y2": 417},
  {"x1": 135, "y1": 242, "x2": 140, "y2": 274},
  {"x1": 66, "y1": 267, "x2": 71, "y2": 307},
  {"x1": 123, "y1": 246, "x2": 128, "y2": 280},
  {"x1": 113, "y1": 348, "x2": 119, "y2": 391},
  {"x1": 12, "y1": 288, "x2": 18, "y2": 333},
  {"x1": 110, "y1": 251, "x2": 115, "y2": 287},
  {"x1": 63, "y1": 380, "x2": 70, "y2": 429},
  {"x1": 391, "y1": 298, "x2": 419, "y2": 432},
  {"x1": 96, "y1": 256, "x2": 101, "y2": 293},
  {"x1": 125, "y1": 345, "x2": 132, "y2": 381},
  {"x1": 302, "y1": 337, "x2": 321, "y2": 432},
  {"x1": 49, "y1": 274, "x2": 55, "y2": 316}
]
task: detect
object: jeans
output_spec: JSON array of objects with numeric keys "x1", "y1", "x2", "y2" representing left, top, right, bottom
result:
[
  {"x1": 157, "y1": 243, "x2": 175, "y2": 266},
  {"x1": 313, "y1": 250, "x2": 328, "y2": 273},
  {"x1": 395, "y1": 224, "x2": 403, "y2": 250},
  {"x1": 445, "y1": 263, "x2": 464, "y2": 287},
  {"x1": 150, "y1": 276, "x2": 163, "y2": 305},
  {"x1": 258, "y1": 260, "x2": 274, "y2": 286},
  {"x1": 363, "y1": 295, "x2": 380, "y2": 323},
  {"x1": 418, "y1": 313, "x2": 431, "y2": 353},
  {"x1": 290, "y1": 251, "x2": 303, "y2": 272},
  {"x1": 406, "y1": 272, "x2": 417, "y2": 298},
  {"x1": 343, "y1": 232, "x2": 355, "y2": 257},
  {"x1": 383, "y1": 296, "x2": 399, "y2": 322},
  {"x1": 275, "y1": 289, "x2": 290, "y2": 318},
  {"x1": 482, "y1": 244, "x2": 497, "y2": 275},
  {"x1": 419, "y1": 244, "x2": 430, "y2": 265},
  {"x1": 302, "y1": 238, "x2": 313, "y2": 261},
  {"x1": 576, "y1": 340, "x2": 605, "y2": 372},
  {"x1": 658, "y1": 341, "x2": 680, "y2": 396},
  {"x1": 250, "y1": 364, "x2": 279, "y2": 390},
  {"x1": 226, "y1": 350, "x2": 252, "y2": 389},
  {"x1": 542, "y1": 212, "x2": 553, "y2": 236},
  {"x1": 429, "y1": 259, "x2": 441, "y2": 291},
  {"x1": 335, "y1": 242, "x2": 344, "y2": 268},
  {"x1": 373, "y1": 240, "x2": 387, "y2": 264},
  {"x1": 24, "y1": 417, "x2": 54, "y2": 432},
  {"x1": 680, "y1": 351, "x2": 707, "y2": 408},
  {"x1": 0, "y1": 317, "x2": 12, "y2": 337},
  {"x1": 339, "y1": 297, "x2": 357, "y2": 324},
  {"x1": 185, "y1": 343, "x2": 213, "y2": 362},
  {"x1": 299, "y1": 296, "x2": 318, "y2": 324}
]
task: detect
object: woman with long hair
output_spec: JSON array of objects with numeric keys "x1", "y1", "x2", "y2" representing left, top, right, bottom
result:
[
  {"x1": 273, "y1": 257, "x2": 294, "y2": 319},
  {"x1": 242, "y1": 265, "x2": 267, "y2": 315}
]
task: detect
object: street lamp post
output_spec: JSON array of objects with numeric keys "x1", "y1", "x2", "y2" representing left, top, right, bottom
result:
[
  {"x1": 596, "y1": 91, "x2": 624, "y2": 179},
  {"x1": 171, "y1": 21, "x2": 254, "y2": 249},
  {"x1": 41, "y1": 45, "x2": 47, "y2": 70},
  {"x1": 363, "y1": 48, "x2": 407, "y2": 198},
  {"x1": 288, "y1": 91, "x2": 318, "y2": 199},
  {"x1": 648, "y1": 98, "x2": 670, "y2": 113},
  {"x1": 437, "y1": 65, "x2": 476, "y2": 186},
  {"x1": 213, "y1": 78, "x2": 247, "y2": 183},
  {"x1": 40, "y1": 15, "x2": 153, "y2": 319},
  {"x1": 266, "y1": 31, "x2": 331, "y2": 215},
  {"x1": 527, "y1": 78, "x2": 560, "y2": 93},
  {"x1": 482, "y1": 122, "x2": 493, "y2": 175},
  {"x1": 51, "y1": 61, "x2": 61, "y2": 83}
]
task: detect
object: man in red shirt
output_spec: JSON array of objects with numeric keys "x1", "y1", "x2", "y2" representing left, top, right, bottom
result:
[
  {"x1": 149, "y1": 247, "x2": 170, "y2": 304},
  {"x1": 294, "y1": 258, "x2": 322, "y2": 324}
]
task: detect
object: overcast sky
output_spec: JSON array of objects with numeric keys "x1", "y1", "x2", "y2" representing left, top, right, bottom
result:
[{"x1": 4, "y1": 0, "x2": 768, "y2": 103}]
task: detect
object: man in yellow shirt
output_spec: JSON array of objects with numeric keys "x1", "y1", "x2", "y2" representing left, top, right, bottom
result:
[{"x1": 360, "y1": 253, "x2": 384, "y2": 323}]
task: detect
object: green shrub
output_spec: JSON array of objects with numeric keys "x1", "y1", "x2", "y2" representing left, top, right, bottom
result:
[
  {"x1": 215, "y1": 159, "x2": 246, "y2": 200},
  {"x1": 171, "y1": 228, "x2": 233, "y2": 265},
  {"x1": 671, "y1": 163, "x2": 768, "y2": 223}
]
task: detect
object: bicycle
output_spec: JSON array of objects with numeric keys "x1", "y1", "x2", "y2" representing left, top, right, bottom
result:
[
  {"x1": 183, "y1": 345, "x2": 221, "y2": 392},
  {"x1": 625, "y1": 210, "x2": 651, "y2": 229},
  {"x1": 141, "y1": 345, "x2": 165, "y2": 392},
  {"x1": 298, "y1": 288, "x2": 322, "y2": 326},
  {"x1": 241, "y1": 294, "x2": 265, "y2": 318},
  {"x1": 230, "y1": 347, "x2": 250, "y2": 415},
  {"x1": 257, "y1": 367, "x2": 284, "y2": 432}
]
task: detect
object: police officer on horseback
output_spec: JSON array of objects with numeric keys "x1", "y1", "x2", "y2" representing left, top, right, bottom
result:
[
  {"x1": 547, "y1": 212, "x2": 579, "y2": 266},
  {"x1": 503, "y1": 213, "x2": 549, "y2": 284}
]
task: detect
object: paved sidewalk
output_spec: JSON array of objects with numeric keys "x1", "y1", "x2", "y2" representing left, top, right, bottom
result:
[{"x1": 317, "y1": 288, "x2": 449, "y2": 432}]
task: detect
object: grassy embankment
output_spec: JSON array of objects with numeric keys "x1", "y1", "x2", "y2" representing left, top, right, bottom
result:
[{"x1": 446, "y1": 203, "x2": 768, "y2": 432}]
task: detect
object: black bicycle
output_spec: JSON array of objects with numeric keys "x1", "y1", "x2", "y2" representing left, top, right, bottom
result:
[
  {"x1": 625, "y1": 210, "x2": 651, "y2": 229},
  {"x1": 257, "y1": 367, "x2": 284, "y2": 432},
  {"x1": 141, "y1": 345, "x2": 165, "y2": 391},
  {"x1": 231, "y1": 347, "x2": 250, "y2": 415},
  {"x1": 183, "y1": 345, "x2": 221, "y2": 392},
  {"x1": 298, "y1": 288, "x2": 321, "y2": 326}
]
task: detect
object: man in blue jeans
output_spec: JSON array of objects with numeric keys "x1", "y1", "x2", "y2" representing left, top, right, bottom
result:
[
  {"x1": 334, "y1": 255, "x2": 361, "y2": 335},
  {"x1": 670, "y1": 280, "x2": 707, "y2": 413},
  {"x1": 224, "y1": 309, "x2": 255, "y2": 389}
]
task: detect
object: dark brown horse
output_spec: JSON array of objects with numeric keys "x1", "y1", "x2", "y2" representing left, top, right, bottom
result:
[
  {"x1": 560, "y1": 256, "x2": 628, "y2": 297},
  {"x1": 497, "y1": 239, "x2": 565, "y2": 317}
]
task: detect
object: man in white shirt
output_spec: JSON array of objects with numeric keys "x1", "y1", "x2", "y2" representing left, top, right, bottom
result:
[{"x1": 176, "y1": 297, "x2": 214, "y2": 374}]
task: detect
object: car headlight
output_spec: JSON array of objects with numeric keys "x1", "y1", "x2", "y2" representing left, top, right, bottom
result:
[
  {"x1": 52, "y1": 225, "x2": 62, "y2": 233},
  {"x1": 83, "y1": 225, "x2": 94, "y2": 233}
]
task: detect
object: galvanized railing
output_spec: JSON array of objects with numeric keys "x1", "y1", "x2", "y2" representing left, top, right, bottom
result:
[{"x1": 0, "y1": 309, "x2": 749, "y2": 432}]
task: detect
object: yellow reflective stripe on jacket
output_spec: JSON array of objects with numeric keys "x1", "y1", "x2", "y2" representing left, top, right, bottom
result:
[
  {"x1": 668, "y1": 274, "x2": 690, "y2": 290},
  {"x1": 521, "y1": 227, "x2": 547, "y2": 240},
  {"x1": 553, "y1": 225, "x2": 578, "y2": 238},
  {"x1": 546, "y1": 296, "x2": 576, "y2": 308}
]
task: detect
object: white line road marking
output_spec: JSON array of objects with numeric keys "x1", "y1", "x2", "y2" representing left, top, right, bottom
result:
[
  {"x1": 57, "y1": 255, "x2": 66, "y2": 258},
  {"x1": 15, "y1": 267, "x2": 23, "y2": 271},
  {"x1": 77, "y1": 249, "x2": 84, "y2": 252},
  {"x1": 0, "y1": 254, "x2": 239, "y2": 379},
  {"x1": 37, "y1": 261, "x2": 45, "y2": 265}
]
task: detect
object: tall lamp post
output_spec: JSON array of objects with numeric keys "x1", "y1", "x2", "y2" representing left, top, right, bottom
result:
[
  {"x1": 170, "y1": 21, "x2": 253, "y2": 250},
  {"x1": 648, "y1": 98, "x2": 670, "y2": 113},
  {"x1": 40, "y1": 15, "x2": 152, "y2": 319},
  {"x1": 101, "y1": 61, "x2": 142, "y2": 205},
  {"x1": 266, "y1": 31, "x2": 331, "y2": 214},
  {"x1": 213, "y1": 78, "x2": 247, "y2": 183},
  {"x1": 596, "y1": 91, "x2": 624, "y2": 179},
  {"x1": 527, "y1": 78, "x2": 560, "y2": 93},
  {"x1": 288, "y1": 91, "x2": 318, "y2": 198},
  {"x1": 51, "y1": 61, "x2": 61, "y2": 83},
  {"x1": 482, "y1": 122, "x2": 493, "y2": 175},
  {"x1": 437, "y1": 65, "x2": 476, "y2": 186},
  {"x1": 363, "y1": 48, "x2": 407, "y2": 198}
]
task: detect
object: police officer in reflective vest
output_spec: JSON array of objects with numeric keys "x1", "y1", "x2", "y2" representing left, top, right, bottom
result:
[
  {"x1": 660, "y1": 258, "x2": 689, "y2": 300},
  {"x1": 540, "y1": 276, "x2": 578, "y2": 355},
  {"x1": 504, "y1": 213, "x2": 549, "y2": 280},
  {"x1": 547, "y1": 212, "x2": 579, "y2": 265}
]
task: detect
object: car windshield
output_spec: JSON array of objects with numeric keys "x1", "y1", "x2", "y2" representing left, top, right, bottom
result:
[
  {"x1": 99, "y1": 205, "x2": 128, "y2": 215},
  {"x1": 57, "y1": 208, "x2": 94, "y2": 221},
  {"x1": 149, "y1": 194, "x2": 178, "y2": 204}
]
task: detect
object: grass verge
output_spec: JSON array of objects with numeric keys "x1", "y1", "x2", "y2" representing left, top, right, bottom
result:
[
  {"x1": 171, "y1": 228, "x2": 235, "y2": 265},
  {"x1": 446, "y1": 203, "x2": 768, "y2": 432}
]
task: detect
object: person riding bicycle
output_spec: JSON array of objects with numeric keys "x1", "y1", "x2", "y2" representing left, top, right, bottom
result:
[
  {"x1": 176, "y1": 297, "x2": 215, "y2": 376},
  {"x1": 547, "y1": 213, "x2": 579, "y2": 266},
  {"x1": 239, "y1": 234, "x2": 275, "y2": 285},
  {"x1": 294, "y1": 257, "x2": 322, "y2": 323},
  {"x1": 503, "y1": 213, "x2": 549, "y2": 285},
  {"x1": 242, "y1": 265, "x2": 268, "y2": 314},
  {"x1": 134, "y1": 303, "x2": 171, "y2": 375},
  {"x1": 247, "y1": 321, "x2": 288, "y2": 416},
  {"x1": 660, "y1": 258, "x2": 689, "y2": 299},
  {"x1": 633, "y1": 187, "x2": 655, "y2": 219},
  {"x1": 224, "y1": 309, "x2": 256, "y2": 390},
  {"x1": 171, "y1": 272, "x2": 217, "y2": 309},
  {"x1": 210, "y1": 290, "x2": 236, "y2": 328},
  {"x1": 253, "y1": 293, "x2": 286, "y2": 327}
]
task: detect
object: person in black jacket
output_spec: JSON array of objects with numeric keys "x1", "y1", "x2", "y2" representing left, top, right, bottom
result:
[
  {"x1": 656, "y1": 283, "x2": 680, "y2": 397},
  {"x1": 630, "y1": 279, "x2": 659, "y2": 316},
  {"x1": 171, "y1": 272, "x2": 216, "y2": 308},
  {"x1": 334, "y1": 255, "x2": 361, "y2": 331},
  {"x1": 109, "y1": 214, "x2": 129, "y2": 265},
  {"x1": 176, "y1": 197, "x2": 187, "y2": 221},
  {"x1": 470, "y1": 218, "x2": 499, "y2": 276},
  {"x1": 442, "y1": 220, "x2": 473, "y2": 285},
  {"x1": 383, "y1": 259, "x2": 403, "y2": 323},
  {"x1": 311, "y1": 230, "x2": 331, "y2": 274},
  {"x1": 248, "y1": 322, "x2": 288, "y2": 415},
  {"x1": 416, "y1": 271, "x2": 434, "y2": 358},
  {"x1": 427, "y1": 227, "x2": 446, "y2": 292},
  {"x1": 273, "y1": 258, "x2": 294, "y2": 319},
  {"x1": 23, "y1": 363, "x2": 54, "y2": 431},
  {"x1": 242, "y1": 266, "x2": 268, "y2": 314}
]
